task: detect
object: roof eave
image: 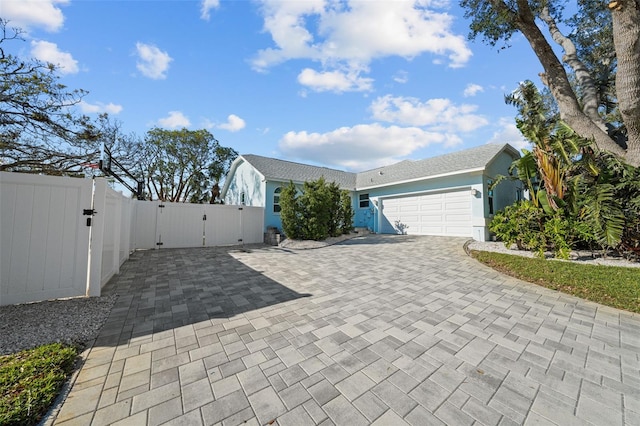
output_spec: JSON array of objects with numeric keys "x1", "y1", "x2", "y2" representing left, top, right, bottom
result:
[{"x1": 356, "y1": 167, "x2": 486, "y2": 191}]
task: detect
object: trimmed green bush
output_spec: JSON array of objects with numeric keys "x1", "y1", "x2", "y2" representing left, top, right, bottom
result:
[{"x1": 280, "y1": 177, "x2": 354, "y2": 241}]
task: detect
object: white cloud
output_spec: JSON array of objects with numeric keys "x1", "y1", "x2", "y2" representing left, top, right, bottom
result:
[
  {"x1": 135, "y1": 42, "x2": 172, "y2": 80},
  {"x1": 2, "y1": 0, "x2": 67, "y2": 32},
  {"x1": 393, "y1": 70, "x2": 409, "y2": 84},
  {"x1": 79, "y1": 101, "x2": 123, "y2": 115},
  {"x1": 30, "y1": 40, "x2": 78, "y2": 74},
  {"x1": 279, "y1": 123, "x2": 459, "y2": 170},
  {"x1": 200, "y1": 0, "x2": 220, "y2": 20},
  {"x1": 463, "y1": 83, "x2": 484, "y2": 97},
  {"x1": 487, "y1": 117, "x2": 531, "y2": 151},
  {"x1": 370, "y1": 95, "x2": 489, "y2": 133},
  {"x1": 218, "y1": 114, "x2": 246, "y2": 132},
  {"x1": 253, "y1": 0, "x2": 472, "y2": 80},
  {"x1": 158, "y1": 111, "x2": 191, "y2": 129},
  {"x1": 297, "y1": 68, "x2": 373, "y2": 92}
]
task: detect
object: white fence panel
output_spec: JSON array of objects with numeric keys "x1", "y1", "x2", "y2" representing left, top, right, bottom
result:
[
  {"x1": 205, "y1": 204, "x2": 242, "y2": 246},
  {"x1": 132, "y1": 200, "x2": 159, "y2": 250},
  {"x1": 120, "y1": 197, "x2": 134, "y2": 265},
  {"x1": 131, "y1": 202, "x2": 265, "y2": 249},
  {"x1": 1, "y1": 172, "x2": 265, "y2": 306},
  {"x1": 240, "y1": 206, "x2": 265, "y2": 245},
  {"x1": 0, "y1": 172, "x2": 93, "y2": 305},
  {"x1": 99, "y1": 184, "x2": 130, "y2": 287},
  {"x1": 156, "y1": 202, "x2": 206, "y2": 249}
]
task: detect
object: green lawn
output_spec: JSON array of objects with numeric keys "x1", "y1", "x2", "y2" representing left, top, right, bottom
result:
[
  {"x1": 471, "y1": 250, "x2": 640, "y2": 313},
  {"x1": 0, "y1": 343, "x2": 78, "y2": 426}
]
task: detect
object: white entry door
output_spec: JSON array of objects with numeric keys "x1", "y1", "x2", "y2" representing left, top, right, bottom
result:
[{"x1": 380, "y1": 189, "x2": 472, "y2": 237}]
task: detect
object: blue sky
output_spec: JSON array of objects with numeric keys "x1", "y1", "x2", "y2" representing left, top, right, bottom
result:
[{"x1": 2, "y1": 0, "x2": 540, "y2": 171}]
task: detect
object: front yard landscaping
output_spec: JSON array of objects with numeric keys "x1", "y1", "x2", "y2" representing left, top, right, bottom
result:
[{"x1": 471, "y1": 250, "x2": 640, "y2": 313}]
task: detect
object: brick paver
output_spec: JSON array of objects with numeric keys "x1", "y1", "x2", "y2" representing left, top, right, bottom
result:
[{"x1": 53, "y1": 235, "x2": 640, "y2": 425}]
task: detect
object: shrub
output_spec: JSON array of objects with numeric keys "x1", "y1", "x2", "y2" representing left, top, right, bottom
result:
[
  {"x1": 279, "y1": 182, "x2": 302, "y2": 240},
  {"x1": 489, "y1": 201, "x2": 594, "y2": 259},
  {"x1": 490, "y1": 201, "x2": 544, "y2": 252},
  {"x1": 280, "y1": 177, "x2": 354, "y2": 241},
  {"x1": 339, "y1": 190, "x2": 354, "y2": 235}
]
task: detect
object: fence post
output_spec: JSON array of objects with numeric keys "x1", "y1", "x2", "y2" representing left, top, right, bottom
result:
[{"x1": 86, "y1": 178, "x2": 107, "y2": 297}]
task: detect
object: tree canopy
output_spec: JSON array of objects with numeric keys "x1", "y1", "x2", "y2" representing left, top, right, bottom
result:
[
  {"x1": 135, "y1": 128, "x2": 237, "y2": 203},
  {"x1": 0, "y1": 20, "x2": 101, "y2": 175},
  {"x1": 460, "y1": 0, "x2": 640, "y2": 166}
]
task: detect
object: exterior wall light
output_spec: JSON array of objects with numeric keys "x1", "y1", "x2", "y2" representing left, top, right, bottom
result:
[{"x1": 471, "y1": 188, "x2": 479, "y2": 196}]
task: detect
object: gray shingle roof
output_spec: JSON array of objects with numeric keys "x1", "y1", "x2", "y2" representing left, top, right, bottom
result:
[
  {"x1": 240, "y1": 144, "x2": 518, "y2": 191},
  {"x1": 241, "y1": 154, "x2": 357, "y2": 189},
  {"x1": 356, "y1": 143, "x2": 518, "y2": 188}
]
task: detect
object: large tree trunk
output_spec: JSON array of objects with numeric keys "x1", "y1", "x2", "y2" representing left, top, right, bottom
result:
[
  {"x1": 611, "y1": 0, "x2": 640, "y2": 167},
  {"x1": 503, "y1": 0, "x2": 632, "y2": 164},
  {"x1": 539, "y1": 6, "x2": 608, "y2": 133}
]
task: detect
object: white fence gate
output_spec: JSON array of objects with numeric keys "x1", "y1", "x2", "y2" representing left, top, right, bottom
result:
[
  {"x1": 1, "y1": 172, "x2": 265, "y2": 306},
  {"x1": 135, "y1": 202, "x2": 264, "y2": 249},
  {"x1": 1, "y1": 173, "x2": 94, "y2": 305}
]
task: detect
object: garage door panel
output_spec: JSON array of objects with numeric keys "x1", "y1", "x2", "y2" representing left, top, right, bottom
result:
[
  {"x1": 445, "y1": 200, "x2": 468, "y2": 209},
  {"x1": 381, "y1": 189, "x2": 472, "y2": 237},
  {"x1": 399, "y1": 205, "x2": 419, "y2": 213},
  {"x1": 420, "y1": 204, "x2": 442, "y2": 212}
]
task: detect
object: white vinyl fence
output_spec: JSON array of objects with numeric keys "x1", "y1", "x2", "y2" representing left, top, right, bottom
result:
[{"x1": 0, "y1": 172, "x2": 264, "y2": 306}]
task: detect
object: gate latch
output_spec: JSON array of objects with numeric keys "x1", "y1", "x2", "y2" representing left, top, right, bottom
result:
[{"x1": 83, "y1": 209, "x2": 96, "y2": 226}]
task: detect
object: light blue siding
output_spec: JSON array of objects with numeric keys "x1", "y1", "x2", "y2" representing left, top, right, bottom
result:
[{"x1": 264, "y1": 181, "x2": 287, "y2": 230}]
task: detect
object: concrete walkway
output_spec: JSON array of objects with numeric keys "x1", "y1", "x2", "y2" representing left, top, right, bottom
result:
[{"x1": 53, "y1": 235, "x2": 640, "y2": 425}]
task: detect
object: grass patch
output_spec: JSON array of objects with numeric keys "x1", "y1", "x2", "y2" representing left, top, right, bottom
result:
[
  {"x1": 471, "y1": 250, "x2": 640, "y2": 313},
  {"x1": 0, "y1": 343, "x2": 78, "y2": 425}
]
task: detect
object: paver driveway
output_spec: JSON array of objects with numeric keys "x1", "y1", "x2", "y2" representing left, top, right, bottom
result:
[{"x1": 53, "y1": 235, "x2": 640, "y2": 426}]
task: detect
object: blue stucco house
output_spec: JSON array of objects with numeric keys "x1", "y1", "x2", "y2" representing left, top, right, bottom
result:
[{"x1": 221, "y1": 143, "x2": 522, "y2": 241}]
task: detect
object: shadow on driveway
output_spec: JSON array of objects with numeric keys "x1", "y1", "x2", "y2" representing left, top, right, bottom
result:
[{"x1": 96, "y1": 245, "x2": 311, "y2": 346}]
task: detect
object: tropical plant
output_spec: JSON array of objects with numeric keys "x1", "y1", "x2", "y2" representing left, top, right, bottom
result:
[
  {"x1": 493, "y1": 82, "x2": 640, "y2": 257},
  {"x1": 505, "y1": 81, "x2": 590, "y2": 212},
  {"x1": 460, "y1": 0, "x2": 640, "y2": 166}
]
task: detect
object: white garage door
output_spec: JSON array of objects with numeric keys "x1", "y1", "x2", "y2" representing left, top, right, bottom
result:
[{"x1": 380, "y1": 189, "x2": 472, "y2": 237}]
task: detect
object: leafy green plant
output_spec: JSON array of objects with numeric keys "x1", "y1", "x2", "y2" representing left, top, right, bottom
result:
[
  {"x1": 279, "y1": 181, "x2": 302, "y2": 240},
  {"x1": 490, "y1": 201, "x2": 544, "y2": 252},
  {"x1": 339, "y1": 191, "x2": 354, "y2": 235},
  {"x1": 279, "y1": 177, "x2": 354, "y2": 241},
  {"x1": 0, "y1": 343, "x2": 78, "y2": 425}
]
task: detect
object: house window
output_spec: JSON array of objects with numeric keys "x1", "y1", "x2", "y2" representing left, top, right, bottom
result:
[
  {"x1": 274, "y1": 187, "x2": 282, "y2": 213},
  {"x1": 359, "y1": 193, "x2": 370, "y2": 208}
]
